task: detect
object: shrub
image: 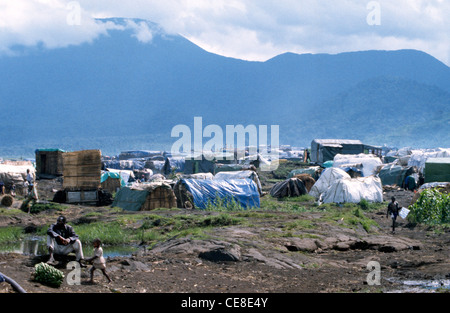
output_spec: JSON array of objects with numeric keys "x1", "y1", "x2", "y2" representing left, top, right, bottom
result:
[{"x1": 409, "y1": 189, "x2": 450, "y2": 225}]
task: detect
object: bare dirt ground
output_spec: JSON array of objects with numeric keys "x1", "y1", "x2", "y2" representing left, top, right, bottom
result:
[{"x1": 0, "y1": 177, "x2": 449, "y2": 298}]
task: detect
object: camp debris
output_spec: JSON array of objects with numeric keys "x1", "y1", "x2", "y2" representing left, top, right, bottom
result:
[{"x1": 269, "y1": 178, "x2": 307, "y2": 198}]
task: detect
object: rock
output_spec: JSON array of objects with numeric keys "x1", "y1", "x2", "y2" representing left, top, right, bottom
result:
[
  {"x1": 198, "y1": 245, "x2": 241, "y2": 262},
  {"x1": 285, "y1": 238, "x2": 318, "y2": 252}
]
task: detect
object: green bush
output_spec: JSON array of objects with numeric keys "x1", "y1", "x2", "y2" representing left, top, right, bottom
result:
[{"x1": 409, "y1": 189, "x2": 450, "y2": 225}]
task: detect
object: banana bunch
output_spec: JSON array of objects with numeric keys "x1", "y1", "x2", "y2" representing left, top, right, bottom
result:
[{"x1": 33, "y1": 262, "x2": 65, "y2": 287}]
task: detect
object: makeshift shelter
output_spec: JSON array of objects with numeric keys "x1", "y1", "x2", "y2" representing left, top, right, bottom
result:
[
  {"x1": 112, "y1": 182, "x2": 177, "y2": 211},
  {"x1": 100, "y1": 172, "x2": 126, "y2": 193},
  {"x1": 288, "y1": 166, "x2": 321, "y2": 180},
  {"x1": 377, "y1": 164, "x2": 415, "y2": 187},
  {"x1": 0, "y1": 163, "x2": 35, "y2": 195},
  {"x1": 105, "y1": 168, "x2": 135, "y2": 184},
  {"x1": 321, "y1": 176, "x2": 383, "y2": 204},
  {"x1": 424, "y1": 158, "x2": 450, "y2": 183},
  {"x1": 175, "y1": 178, "x2": 260, "y2": 210},
  {"x1": 35, "y1": 149, "x2": 65, "y2": 178},
  {"x1": 408, "y1": 148, "x2": 450, "y2": 173},
  {"x1": 118, "y1": 150, "x2": 162, "y2": 160},
  {"x1": 310, "y1": 139, "x2": 365, "y2": 164},
  {"x1": 309, "y1": 167, "x2": 351, "y2": 199},
  {"x1": 214, "y1": 170, "x2": 263, "y2": 195},
  {"x1": 269, "y1": 178, "x2": 307, "y2": 198},
  {"x1": 62, "y1": 150, "x2": 102, "y2": 190},
  {"x1": 291, "y1": 174, "x2": 316, "y2": 192},
  {"x1": 184, "y1": 155, "x2": 216, "y2": 175},
  {"x1": 332, "y1": 153, "x2": 382, "y2": 177}
]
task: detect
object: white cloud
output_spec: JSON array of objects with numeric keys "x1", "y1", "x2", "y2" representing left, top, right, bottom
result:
[{"x1": 0, "y1": 0, "x2": 448, "y2": 65}]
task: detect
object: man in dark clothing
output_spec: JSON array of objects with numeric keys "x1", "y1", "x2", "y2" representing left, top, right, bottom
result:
[
  {"x1": 47, "y1": 216, "x2": 84, "y2": 265},
  {"x1": 386, "y1": 196, "x2": 400, "y2": 234}
]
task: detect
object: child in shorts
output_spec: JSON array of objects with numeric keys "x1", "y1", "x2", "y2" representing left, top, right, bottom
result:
[{"x1": 86, "y1": 238, "x2": 111, "y2": 283}]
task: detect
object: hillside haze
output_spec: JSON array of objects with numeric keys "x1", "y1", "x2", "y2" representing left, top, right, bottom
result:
[{"x1": 1, "y1": 18, "x2": 449, "y2": 157}]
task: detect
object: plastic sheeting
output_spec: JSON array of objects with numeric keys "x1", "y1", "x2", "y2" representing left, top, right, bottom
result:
[
  {"x1": 378, "y1": 164, "x2": 415, "y2": 186},
  {"x1": 333, "y1": 154, "x2": 382, "y2": 177},
  {"x1": 214, "y1": 170, "x2": 262, "y2": 195},
  {"x1": 408, "y1": 148, "x2": 450, "y2": 173},
  {"x1": 101, "y1": 172, "x2": 126, "y2": 186},
  {"x1": 288, "y1": 167, "x2": 321, "y2": 180},
  {"x1": 321, "y1": 176, "x2": 383, "y2": 204},
  {"x1": 270, "y1": 178, "x2": 307, "y2": 198},
  {"x1": 180, "y1": 178, "x2": 260, "y2": 210},
  {"x1": 309, "y1": 167, "x2": 351, "y2": 199},
  {"x1": 424, "y1": 157, "x2": 450, "y2": 183}
]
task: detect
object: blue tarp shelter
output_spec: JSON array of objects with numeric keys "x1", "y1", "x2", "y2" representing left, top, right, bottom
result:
[{"x1": 180, "y1": 178, "x2": 260, "y2": 210}]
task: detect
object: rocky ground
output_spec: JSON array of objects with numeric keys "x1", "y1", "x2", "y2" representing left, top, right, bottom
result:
[{"x1": 0, "y1": 175, "x2": 449, "y2": 299}]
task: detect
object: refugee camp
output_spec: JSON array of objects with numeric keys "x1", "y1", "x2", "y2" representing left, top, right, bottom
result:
[
  {"x1": 1, "y1": 139, "x2": 449, "y2": 294},
  {"x1": 0, "y1": 1, "x2": 449, "y2": 300}
]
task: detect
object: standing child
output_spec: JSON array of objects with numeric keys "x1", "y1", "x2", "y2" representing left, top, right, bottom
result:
[{"x1": 86, "y1": 238, "x2": 111, "y2": 283}]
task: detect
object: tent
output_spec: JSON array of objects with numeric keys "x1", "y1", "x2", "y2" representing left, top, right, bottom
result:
[
  {"x1": 378, "y1": 164, "x2": 416, "y2": 186},
  {"x1": 424, "y1": 158, "x2": 450, "y2": 183},
  {"x1": 184, "y1": 155, "x2": 216, "y2": 175},
  {"x1": 332, "y1": 153, "x2": 382, "y2": 177},
  {"x1": 176, "y1": 178, "x2": 260, "y2": 210},
  {"x1": 112, "y1": 182, "x2": 177, "y2": 211},
  {"x1": 100, "y1": 172, "x2": 126, "y2": 193},
  {"x1": 321, "y1": 176, "x2": 383, "y2": 204},
  {"x1": 288, "y1": 166, "x2": 321, "y2": 180},
  {"x1": 408, "y1": 148, "x2": 450, "y2": 173},
  {"x1": 269, "y1": 178, "x2": 307, "y2": 198},
  {"x1": 214, "y1": 170, "x2": 263, "y2": 195},
  {"x1": 309, "y1": 167, "x2": 351, "y2": 199},
  {"x1": 310, "y1": 139, "x2": 365, "y2": 164}
]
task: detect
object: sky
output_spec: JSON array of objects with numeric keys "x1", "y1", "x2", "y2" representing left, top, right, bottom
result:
[{"x1": 0, "y1": 0, "x2": 449, "y2": 66}]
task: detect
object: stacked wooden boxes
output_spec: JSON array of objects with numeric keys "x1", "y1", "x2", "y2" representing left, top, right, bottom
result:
[{"x1": 63, "y1": 149, "x2": 101, "y2": 190}]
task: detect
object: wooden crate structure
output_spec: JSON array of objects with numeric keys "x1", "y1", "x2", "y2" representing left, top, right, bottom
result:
[
  {"x1": 63, "y1": 150, "x2": 101, "y2": 190},
  {"x1": 35, "y1": 149, "x2": 65, "y2": 177}
]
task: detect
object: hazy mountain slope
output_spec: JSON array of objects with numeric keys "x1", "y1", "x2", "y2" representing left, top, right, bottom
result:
[{"x1": 0, "y1": 18, "x2": 449, "y2": 157}]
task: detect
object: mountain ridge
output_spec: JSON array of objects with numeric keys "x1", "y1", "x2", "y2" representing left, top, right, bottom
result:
[{"x1": 0, "y1": 18, "x2": 449, "y2": 157}]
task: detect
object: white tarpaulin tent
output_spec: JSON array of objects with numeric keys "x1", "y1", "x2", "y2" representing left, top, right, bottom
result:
[
  {"x1": 214, "y1": 170, "x2": 263, "y2": 195},
  {"x1": 321, "y1": 176, "x2": 383, "y2": 204},
  {"x1": 332, "y1": 153, "x2": 382, "y2": 177},
  {"x1": 407, "y1": 148, "x2": 450, "y2": 173},
  {"x1": 309, "y1": 167, "x2": 350, "y2": 199}
]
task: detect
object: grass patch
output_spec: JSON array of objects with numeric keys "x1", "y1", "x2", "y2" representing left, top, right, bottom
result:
[
  {"x1": 75, "y1": 222, "x2": 133, "y2": 245},
  {"x1": 322, "y1": 206, "x2": 379, "y2": 232},
  {"x1": 285, "y1": 219, "x2": 315, "y2": 230},
  {"x1": 0, "y1": 226, "x2": 24, "y2": 243}
]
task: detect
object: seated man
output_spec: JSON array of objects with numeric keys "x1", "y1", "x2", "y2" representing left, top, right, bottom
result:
[{"x1": 47, "y1": 216, "x2": 85, "y2": 266}]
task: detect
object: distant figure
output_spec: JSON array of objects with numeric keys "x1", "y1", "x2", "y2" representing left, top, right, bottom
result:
[
  {"x1": 47, "y1": 216, "x2": 85, "y2": 266},
  {"x1": 0, "y1": 181, "x2": 4, "y2": 195},
  {"x1": 26, "y1": 169, "x2": 34, "y2": 194},
  {"x1": 386, "y1": 196, "x2": 400, "y2": 234},
  {"x1": 9, "y1": 182, "x2": 16, "y2": 197},
  {"x1": 86, "y1": 238, "x2": 111, "y2": 284}
]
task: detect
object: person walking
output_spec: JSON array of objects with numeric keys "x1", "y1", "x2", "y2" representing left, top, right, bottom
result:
[{"x1": 386, "y1": 196, "x2": 400, "y2": 234}]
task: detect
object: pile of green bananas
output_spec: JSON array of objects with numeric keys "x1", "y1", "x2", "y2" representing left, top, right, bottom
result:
[{"x1": 33, "y1": 262, "x2": 65, "y2": 287}]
